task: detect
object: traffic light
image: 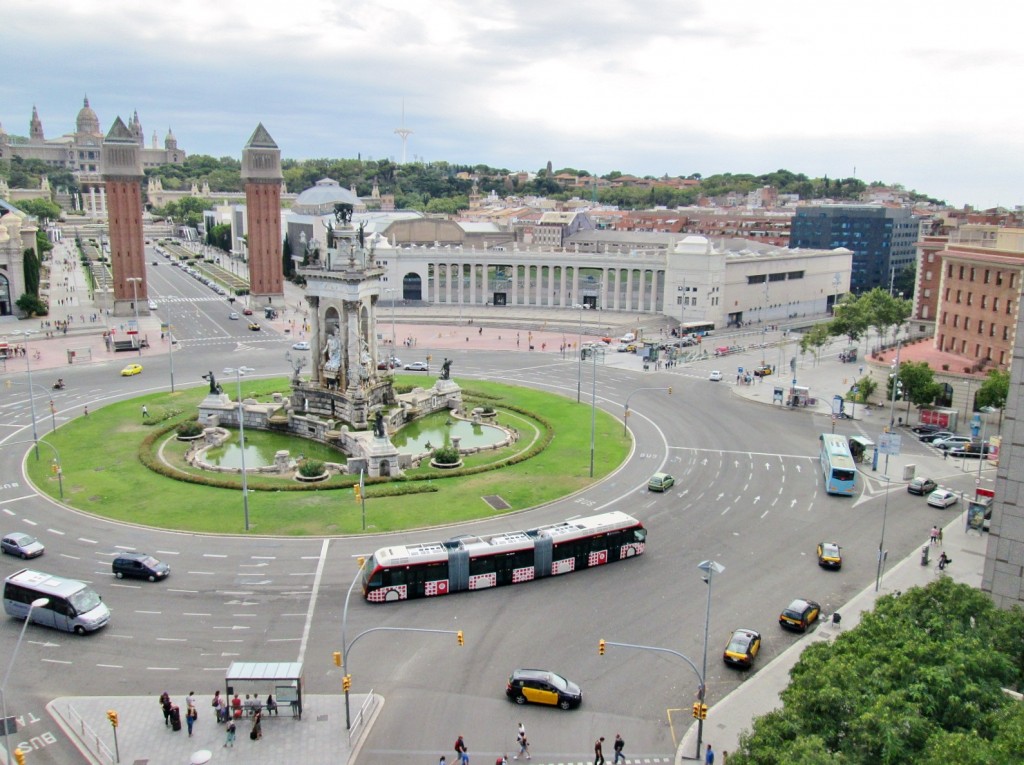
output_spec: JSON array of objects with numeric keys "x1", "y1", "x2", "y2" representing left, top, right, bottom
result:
[
  {"x1": 343, "y1": 674, "x2": 352, "y2": 692},
  {"x1": 456, "y1": 630, "x2": 464, "y2": 646},
  {"x1": 691, "y1": 702, "x2": 708, "y2": 720},
  {"x1": 14, "y1": 748, "x2": 26, "y2": 765},
  {"x1": 107, "y1": 709, "x2": 118, "y2": 727},
  {"x1": 353, "y1": 484, "x2": 362, "y2": 501},
  {"x1": 598, "y1": 639, "x2": 606, "y2": 656},
  {"x1": 333, "y1": 651, "x2": 342, "y2": 667}
]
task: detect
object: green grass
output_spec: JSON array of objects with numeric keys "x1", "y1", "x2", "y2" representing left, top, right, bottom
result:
[{"x1": 27, "y1": 377, "x2": 629, "y2": 536}]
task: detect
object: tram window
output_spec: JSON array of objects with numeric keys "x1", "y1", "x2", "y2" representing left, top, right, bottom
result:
[{"x1": 469, "y1": 555, "x2": 496, "y2": 577}]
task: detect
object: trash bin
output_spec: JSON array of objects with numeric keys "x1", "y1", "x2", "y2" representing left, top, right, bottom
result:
[{"x1": 920, "y1": 546, "x2": 930, "y2": 567}]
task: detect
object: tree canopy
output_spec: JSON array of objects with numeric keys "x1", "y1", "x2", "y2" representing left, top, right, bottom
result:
[{"x1": 730, "y1": 578, "x2": 1024, "y2": 765}]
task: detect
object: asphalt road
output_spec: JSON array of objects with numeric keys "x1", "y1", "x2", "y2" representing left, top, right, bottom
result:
[{"x1": 0, "y1": 277, "x2": 980, "y2": 764}]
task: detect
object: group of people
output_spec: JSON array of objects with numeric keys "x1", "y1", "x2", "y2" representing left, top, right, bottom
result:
[
  {"x1": 159, "y1": 689, "x2": 274, "y2": 746},
  {"x1": 444, "y1": 725, "x2": 632, "y2": 765}
]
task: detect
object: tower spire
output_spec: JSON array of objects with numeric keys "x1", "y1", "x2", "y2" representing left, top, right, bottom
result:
[{"x1": 394, "y1": 100, "x2": 413, "y2": 164}]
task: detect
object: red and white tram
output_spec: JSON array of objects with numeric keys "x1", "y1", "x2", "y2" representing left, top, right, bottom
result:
[{"x1": 362, "y1": 511, "x2": 646, "y2": 602}]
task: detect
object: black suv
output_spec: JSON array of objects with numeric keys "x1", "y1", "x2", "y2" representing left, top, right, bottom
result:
[
  {"x1": 112, "y1": 552, "x2": 170, "y2": 582},
  {"x1": 506, "y1": 669, "x2": 582, "y2": 710}
]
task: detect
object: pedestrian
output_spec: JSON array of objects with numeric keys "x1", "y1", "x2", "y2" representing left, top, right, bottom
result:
[
  {"x1": 495, "y1": 756, "x2": 507, "y2": 765},
  {"x1": 250, "y1": 708, "x2": 262, "y2": 740},
  {"x1": 455, "y1": 734, "x2": 469, "y2": 764},
  {"x1": 706, "y1": 743, "x2": 715, "y2": 765},
  {"x1": 160, "y1": 691, "x2": 172, "y2": 726},
  {"x1": 186, "y1": 705, "x2": 197, "y2": 736},
  {"x1": 594, "y1": 736, "x2": 606, "y2": 765},
  {"x1": 83, "y1": 405, "x2": 89, "y2": 417},
  {"x1": 938, "y1": 527, "x2": 943, "y2": 545},
  {"x1": 943, "y1": 448, "x2": 948, "y2": 461},
  {"x1": 186, "y1": 691, "x2": 197, "y2": 712},
  {"x1": 514, "y1": 722, "x2": 530, "y2": 760},
  {"x1": 142, "y1": 404, "x2": 149, "y2": 419},
  {"x1": 938, "y1": 551, "x2": 951, "y2": 571},
  {"x1": 930, "y1": 526, "x2": 939, "y2": 545},
  {"x1": 613, "y1": 734, "x2": 625, "y2": 764},
  {"x1": 439, "y1": 757, "x2": 446, "y2": 765},
  {"x1": 224, "y1": 720, "x2": 236, "y2": 747}
]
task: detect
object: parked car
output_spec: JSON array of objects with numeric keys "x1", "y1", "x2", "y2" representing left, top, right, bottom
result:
[
  {"x1": 1, "y1": 532, "x2": 45, "y2": 559},
  {"x1": 927, "y1": 489, "x2": 959, "y2": 509},
  {"x1": 112, "y1": 552, "x2": 170, "y2": 582},
  {"x1": 907, "y1": 477, "x2": 938, "y2": 495},
  {"x1": 723, "y1": 628, "x2": 762, "y2": 668},
  {"x1": 911, "y1": 423, "x2": 943, "y2": 435},
  {"x1": 933, "y1": 435, "x2": 973, "y2": 451},
  {"x1": 648, "y1": 472, "x2": 675, "y2": 492},
  {"x1": 919, "y1": 430, "x2": 954, "y2": 443},
  {"x1": 404, "y1": 361, "x2": 429, "y2": 371},
  {"x1": 816, "y1": 542, "x2": 842, "y2": 570},
  {"x1": 949, "y1": 444, "x2": 994, "y2": 459},
  {"x1": 506, "y1": 669, "x2": 582, "y2": 710},
  {"x1": 779, "y1": 598, "x2": 821, "y2": 632}
]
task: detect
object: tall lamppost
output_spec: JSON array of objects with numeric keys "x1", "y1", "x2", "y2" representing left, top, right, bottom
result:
[
  {"x1": 12, "y1": 330, "x2": 40, "y2": 460},
  {"x1": 589, "y1": 346, "x2": 598, "y2": 478},
  {"x1": 166, "y1": 302, "x2": 176, "y2": 392},
  {"x1": 697, "y1": 560, "x2": 724, "y2": 760},
  {"x1": 2, "y1": 597, "x2": 49, "y2": 763},
  {"x1": 885, "y1": 342, "x2": 902, "y2": 475},
  {"x1": 384, "y1": 288, "x2": 398, "y2": 368},
  {"x1": 224, "y1": 366, "x2": 255, "y2": 531},
  {"x1": 574, "y1": 303, "x2": 588, "y2": 403},
  {"x1": 126, "y1": 276, "x2": 142, "y2": 356}
]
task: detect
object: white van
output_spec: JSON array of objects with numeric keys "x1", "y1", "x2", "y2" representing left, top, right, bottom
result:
[
  {"x1": 4, "y1": 569, "x2": 111, "y2": 635},
  {"x1": 620, "y1": 332, "x2": 636, "y2": 343}
]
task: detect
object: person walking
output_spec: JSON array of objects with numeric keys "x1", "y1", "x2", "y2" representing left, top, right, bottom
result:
[
  {"x1": 705, "y1": 743, "x2": 715, "y2": 765},
  {"x1": 455, "y1": 734, "x2": 469, "y2": 764},
  {"x1": 142, "y1": 404, "x2": 149, "y2": 419},
  {"x1": 224, "y1": 720, "x2": 236, "y2": 747},
  {"x1": 250, "y1": 708, "x2": 262, "y2": 740},
  {"x1": 613, "y1": 734, "x2": 625, "y2": 764},
  {"x1": 594, "y1": 736, "x2": 606, "y2": 765},
  {"x1": 185, "y1": 705, "x2": 197, "y2": 737},
  {"x1": 930, "y1": 526, "x2": 940, "y2": 545},
  {"x1": 938, "y1": 526, "x2": 944, "y2": 545},
  {"x1": 514, "y1": 722, "x2": 530, "y2": 760}
]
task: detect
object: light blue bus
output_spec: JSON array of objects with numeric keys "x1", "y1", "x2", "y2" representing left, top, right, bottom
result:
[
  {"x1": 819, "y1": 433, "x2": 857, "y2": 496},
  {"x1": 4, "y1": 568, "x2": 111, "y2": 634}
]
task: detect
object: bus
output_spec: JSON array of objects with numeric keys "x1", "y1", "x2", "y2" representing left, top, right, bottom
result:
[
  {"x1": 362, "y1": 511, "x2": 647, "y2": 602},
  {"x1": 4, "y1": 569, "x2": 111, "y2": 634},
  {"x1": 819, "y1": 433, "x2": 857, "y2": 496}
]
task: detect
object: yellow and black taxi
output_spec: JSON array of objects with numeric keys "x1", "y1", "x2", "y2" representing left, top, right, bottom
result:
[
  {"x1": 506, "y1": 668, "x2": 582, "y2": 710},
  {"x1": 648, "y1": 472, "x2": 675, "y2": 492},
  {"x1": 779, "y1": 598, "x2": 821, "y2": 632},
  {"x1": 816, "y1": 542, "x2": 842, "y2": 570},
  {"x1": 723, "y1": 628, "x2": 761, "y2": 669},
  {"x1": 247, "y1": 321, "x2": 261, "y2": 331}
]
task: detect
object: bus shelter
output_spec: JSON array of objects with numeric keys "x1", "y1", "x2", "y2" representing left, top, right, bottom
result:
[{"x1": 225, "y1": 661, "x2": 304, "y2": 719}]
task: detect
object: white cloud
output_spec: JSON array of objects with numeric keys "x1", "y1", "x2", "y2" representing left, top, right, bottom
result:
[{"x1": 2, "y1": 0, "x2": 1022, "y2": 208}]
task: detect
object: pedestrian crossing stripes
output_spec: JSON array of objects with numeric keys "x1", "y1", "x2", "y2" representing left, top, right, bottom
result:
[{"x1": 151, "y1": 295, "x2": 230, "y2": 304}]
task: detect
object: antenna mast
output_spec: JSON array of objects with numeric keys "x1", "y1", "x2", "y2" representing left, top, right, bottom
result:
[{"x1": 394, "y1": 100, "x2": 413, "y2": 164}]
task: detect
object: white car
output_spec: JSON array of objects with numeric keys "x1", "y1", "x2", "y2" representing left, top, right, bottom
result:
[
  {"x1": 927, "y1": 489, "x2": 959, "y2": 509},
  {"x1": 292, "y1": 341, "x2": 311, "y2": 351},
  {"x1": 148, "y1": 300, "x2": 158, "y2": 311},
  {"x1": 709, "y1": 370, "x2": 723, "y2": 381}
]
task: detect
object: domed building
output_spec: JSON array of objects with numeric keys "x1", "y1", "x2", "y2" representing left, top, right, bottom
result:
[{"x1": 0, "y1": 97, "x2": 187, "y2": 217}]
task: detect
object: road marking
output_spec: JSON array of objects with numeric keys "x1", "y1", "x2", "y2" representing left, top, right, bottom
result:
[
  {"x1": 218, "y1": 591, "x2": 254, "y2": 596},
  {"x1": 240, "y1": 562, "x2": 269, "y2": 568},
  {"x1": 760, "y1": 510, "x2": 770, "y2": 518},
  {"x1": 721, "y1": 506, "x2": 731, "y2": 515},
  {"x1": 267, "y1": 637, "x2": 301, "y2": 642},
  {"x1": 183, "y1": 612, "x2": 212, "y2": 617},
  {"x1": 155, "y1": 550, "x2": 181, "y2": 555},
  {"x1": 212, "y1": 639, "x2": 244, "y2": 643},
  {"x1": 22, "y1": 518, "x2": 38, "y2": 526},
  {"x1": 203, "y1": 553, "x2": 228, "y2": 558},
  {"x1": 135, "y1": 610, "x2": 162, "y2": 615},
  {"x1": 78, "y1": 537, "x2": 98, "y2": 544},
  {"x1": 97, "y1": 664, "x2": 124, "y2": 669},
  {"x1": 213, "y1": 625, "x2": 250, "y2": 631},
  {"x1": 109, "y1": 583, "x2": 142, "y2": 589},
  {"x1": 42, "y1": 659, "x2": 73, "y2": 665},
  {"x1": 188, "y1": 571, "x2": 219, "y2": 576},
  {"x1": 156, "y1": 637, "x2": 187, "y2": 642},
  {"x1": 47, "y1": 528, "x2": 66, "y2": 535},
  {"x1": 252, "y1": 556, "x2": 276, "y2": 560},
  {"x1": 146, "y1": 666, "x2": 180, "y2": 671},
  {"x1": 166, "y1": 588, "x2": 198, "y2": 594},
  {"x1": 752, "y1": 495, "x2": 760, "y2": 504},
  {"x1": 297, "y1": 538, "x2": 331, "y2": 665},
  {"x1": 114, "y1": 544, "x2": 136, "y2": 550}
]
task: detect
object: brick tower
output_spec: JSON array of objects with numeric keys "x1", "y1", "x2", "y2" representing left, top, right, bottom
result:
[
  {"x1": 102, "y1": 116, "x2": 148, "y2": 318},
  {"x1": 241, "y1": 124, "x2": 284, "y2": 306}
]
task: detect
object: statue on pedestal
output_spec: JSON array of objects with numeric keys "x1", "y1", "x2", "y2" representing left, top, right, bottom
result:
[
  {"x1": 202, "y1": 371, "x2": 222, "y2": 395},
  {"x1": 440, "y1": 358, "x2": 453, "y2": 380},
  {"x1": 373, "y1": 410, "x2": 385, "y2": 438}
]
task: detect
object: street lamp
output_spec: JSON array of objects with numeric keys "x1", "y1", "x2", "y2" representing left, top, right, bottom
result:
[
  {"x1": 384, "y1": 288, "x2": 398, "y2": 369},
  {"x1": 697, "y1": 560, "x2": 724, "y2": 760},
  {"x1": 885, "y1": 341, "x2": 902, "y2": 475},
  {"x1": 166, "y1": 302, "x2": 176, "y2": 392},
  {"x1": 623, "y1": 386, "x2": 674, "y2": 437},
  {"x1": 589, "y1": 346, "x2": 598, "y2": 478},
  {"x1": 224, "y1": 366, "x2": 255, "y2": 531},
  {"x1": 126, "y1": 276, "x2": 142, "y2": 357},
  {"x1": 2, "y1": 597, "x2": 49, "y2": 764},
  {"x1": 12, "y1": 331, "x2": 40, "y2": 460},
  {"x1": 574, "y1": 303, "x2": 588, "y2": 403}
]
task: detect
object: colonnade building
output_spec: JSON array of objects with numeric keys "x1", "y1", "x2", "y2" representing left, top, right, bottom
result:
[{"x1": 286, "y1": 199, "x2": 852, "y2": 328}]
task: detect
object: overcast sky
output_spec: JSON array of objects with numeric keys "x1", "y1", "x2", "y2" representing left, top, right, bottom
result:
[{"x1": 3, "y1": 0, "x2": 1021, "y2": 210}]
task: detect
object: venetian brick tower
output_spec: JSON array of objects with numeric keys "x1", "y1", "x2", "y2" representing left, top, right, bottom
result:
[
  {"x1": 102, "y1": 116, "x2": 149, "y2": 317},
  {"x1": 241, "y1": 124, "x2": 284, "y2": 306}
]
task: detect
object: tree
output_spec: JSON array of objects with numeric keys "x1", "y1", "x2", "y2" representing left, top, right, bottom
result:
[
  {"x1": 799, "y1": 324, "x2": 832, "y2": 365},
  {"x1": 896, "y1": 361, "x2": 943, "y2": 419},
  {"x1": 975, "y1": 369, "x2": 1009, "y2": 411},
  {"x1": 850, "y1": 375, "x2": 876, "y2": 403},
  {"x1": 829, "y1": 294, "x2": 869, "y2": 347},
  {"x1": 23, "y1": 247, "x2": 40, "y2": 296},
  {"x1": 14, "y1": 198, "x2": 61, "y2": 221}
]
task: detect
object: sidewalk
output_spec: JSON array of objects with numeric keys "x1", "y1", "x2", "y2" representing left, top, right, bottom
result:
[{"x1": 47, "y1": 693, "x2": 381, "y2": 765}]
